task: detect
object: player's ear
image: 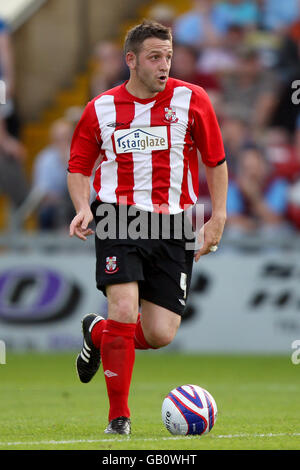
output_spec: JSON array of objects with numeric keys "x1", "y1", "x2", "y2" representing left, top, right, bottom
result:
[{"x1": 126, "y1": 51, "x2": 137, "y2": 71}]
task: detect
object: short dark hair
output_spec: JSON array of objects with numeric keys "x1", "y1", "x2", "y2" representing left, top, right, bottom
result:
[{"x1": 124, "y1": 20, "x2": 172, "y2": 55}]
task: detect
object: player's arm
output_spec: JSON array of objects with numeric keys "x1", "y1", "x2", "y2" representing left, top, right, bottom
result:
[
  {"x1": 67, "y1": 172, "x2": 94, "y2": 241},
  {"x1": 67, "y1": 100, "x2": 101, "y2": 241},
  {"x1": 190, "y1": 86, "x2": 228, "y2": 260},
  {"x1": 195, "y1": 161, "x2": 228, "y2": 261}
]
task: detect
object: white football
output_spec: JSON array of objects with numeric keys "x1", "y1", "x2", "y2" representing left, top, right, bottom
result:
[{"x1": 162, "y1": 384, "x2": 217, "y2": 435}]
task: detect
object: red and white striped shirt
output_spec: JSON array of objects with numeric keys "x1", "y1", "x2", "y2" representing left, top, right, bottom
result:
[{"x1": 68, "y1": 77, "x2": 225, "y2": 214}]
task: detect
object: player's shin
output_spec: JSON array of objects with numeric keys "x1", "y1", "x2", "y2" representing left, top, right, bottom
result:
[
  {"x1": 91, "y1": 313, "x2": 154, "y2": 350},
  {"x1": 101, "y1": 319, "x2": 136, "y2": 421}
]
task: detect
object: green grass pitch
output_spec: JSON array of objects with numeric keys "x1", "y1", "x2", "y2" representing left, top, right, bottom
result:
[{"x1": 0, "y1": 352, "x2": 299, "y2": 450}]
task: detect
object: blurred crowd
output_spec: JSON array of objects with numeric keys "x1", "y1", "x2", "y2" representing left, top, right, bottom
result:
[
  {"x1": 168, "y1": 0, "x2": 300, "y2": 240},
  {"x1": 0, "y1": 17, "x2": 28, "y2": 213},
  {"x1": 1, "y1": 0, "x2": 300, "y2": 240}
]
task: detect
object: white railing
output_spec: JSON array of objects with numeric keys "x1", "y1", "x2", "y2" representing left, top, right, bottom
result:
[
  {"x1": 0, "y1": 228, "x2": 299, "y2": 253},
  {"x1": 2, "y1": 186, "x2": 300, "y2": 252}
]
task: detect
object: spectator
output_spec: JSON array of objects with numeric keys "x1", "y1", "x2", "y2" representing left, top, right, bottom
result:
[
  {"x1": 173, "y1": 0, "x2": 224, "y2": 48},
  {"x1": 32, "y1": 119, "x2": 75, "y2": 230},
  {"x1": 287, "y1": 178, "x2": 300, "y2": 230},
  {"x1": 226, "y1": 144, "x2": 290, "y2": 236},
  {"x1": 275, "y1": 20, "x2": 300, "y2": 81},
  {"x1": 170, "y1": 42, "x2": 223, "y2": 122},
  {"x1": 214, "y1": 0, "x2": 259, "y2": 32},
  {"x1": 196, "y1": 159, "x2": 213, "y2": 225},
  {"x1": 170, "y1": 43, "x2": 221, "y2": 91},
  {"x1": 64, "y1": 105, "x2": 84, "y2": 127},
  {"x1": 89, "y1": 41, "x2": 128, "y2": 98},
  {"x1": 260, "y1": 0, "x2": 300, "y2": 33},
  {"x1": 197, "y1": 24, "x2": 245, "y2": 75},
  {"x1": 221, "y1": 117, "x2": 251, "y2": 176},
  {"x1": 270, "y1": 72, "x2": 300, "y2": 134},
  {"x1": 263, "y1": 127, "x2": 300, "y2": 182},
  {"x1": 0, "y1": 18, "x2": 14, "y2": 104},
  {"x1": 221, "y1": 46, "x2": 279, "y2": 133},
  {"x1": 0, "y1": 116, "x2": 28, "y2": 208},
  {"x1": 147, "y1": 3, "x2": 176, "y2": 28},
  {"x1": 0, "y1": 17, "x2": 20, "y2": 138},
  {"x1": 295, "y1": 113, "x2": 300, "y2": 161},
  {"x1": 270, "y1": 21, "x2": 300, "y2": 134},
  {"x1": 242, "y1": 22, "x2": 281, "y2": 69}
]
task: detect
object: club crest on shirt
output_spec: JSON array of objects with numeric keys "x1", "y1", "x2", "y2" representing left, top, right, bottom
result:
[
  {"x1": 164, "y1": 107, "x2": 178, "y2": 123},
  {"x1": 105, "y1": 256, "x2": 119, "y2": 274}
]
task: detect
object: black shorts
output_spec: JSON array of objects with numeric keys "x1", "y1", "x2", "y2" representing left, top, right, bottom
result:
[{"x1": 91, "y1": 200, "x2": 195, "y2": 316}]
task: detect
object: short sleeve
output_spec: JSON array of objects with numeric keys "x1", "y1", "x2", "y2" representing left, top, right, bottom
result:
[
  {"x1": 68, "y1": 100, "x2": 102, "y2": 176},
  {"x1": 190, "y1": 86, "x2": 225, "y2": 167}
]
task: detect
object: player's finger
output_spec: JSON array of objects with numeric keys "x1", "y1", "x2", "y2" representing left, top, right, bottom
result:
[
  {"x1": 82, "y1": 228, "x2": 94, "y2": 237},
  {"x1": 81, "y1": 215, "x2": 92, "y2": 231},
  {"x1": 70, "y1": 213, "x2": 84, "y2": 236},
  {"x1": 74, "y1": 227, "x2": 88, "y2": 241},
  {"x1": 194, "y1": 248, "x2": 206, "y2": 262},
  {"x1": 75, "y1": 225, "x2": 94, "y2": 240},
  {"x1": 69, "y1": 221, "x2": 76, "y2": 237},
  {"x1": 194, "y1": 242, "x2": 214, "y2": 261}
]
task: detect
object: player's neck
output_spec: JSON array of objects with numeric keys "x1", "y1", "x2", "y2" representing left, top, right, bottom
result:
[{"x1": 125, "y1": 77, "x2": 159, "y2": 100}]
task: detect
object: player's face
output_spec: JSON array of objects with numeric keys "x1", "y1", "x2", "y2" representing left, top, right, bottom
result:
[{"x1": 131, "y1": 38, "x2": 173, "y2": 96}]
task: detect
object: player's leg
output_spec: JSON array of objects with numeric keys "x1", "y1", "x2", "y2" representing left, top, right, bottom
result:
[
  {"x1": 90, "y1": 237, "x2": 145, "y2": 355},
  {"x1": 106, "y1": 281, "x2": 139, "y2": 323},
  {"x1": 101, "y1": 281, "x2": 138, "y2": 434},
  {"x1": 139, "y1": 299, "x2": 181, "y2": 348},
  {"x1": 76, "y1": 281, "x2": 141, "y2": 434},
  {"x1": 87, "y1": 311, "x2": 156, "y2": 351},
  {"x1": 76, "y1": 296, "x2": 154, "y2": 386},
  {"x1": 135, "y1": 237, "x2": 194, "y2": 350}
]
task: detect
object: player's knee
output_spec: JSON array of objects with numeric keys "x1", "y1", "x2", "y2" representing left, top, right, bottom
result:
[
  {"x1": 108, "y1": 296, "x2": 138, "y2": 323},
  {"x1": 147, "y1": 330, "x2": 176, "y2": 349}
]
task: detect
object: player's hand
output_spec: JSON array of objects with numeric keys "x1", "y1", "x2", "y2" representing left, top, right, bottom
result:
[
  {"x1": 69, "y1": 208, "x2": 94, "y2": 241},
  {"x1": 194, "y1": 215, "x2": 226, "y2": 262}
]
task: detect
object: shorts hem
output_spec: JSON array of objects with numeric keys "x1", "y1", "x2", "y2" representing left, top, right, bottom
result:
[
  {"x1": 140, "y1": 294, "x2": 184, "y2": 316},
  {"x1": 96, "y1": 276, "x2": 144, "y2": 295}
]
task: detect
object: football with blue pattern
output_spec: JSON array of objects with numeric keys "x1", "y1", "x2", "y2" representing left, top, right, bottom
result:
[{"x1": 162, "y1": 384, "x2": 217, "y2": 435}]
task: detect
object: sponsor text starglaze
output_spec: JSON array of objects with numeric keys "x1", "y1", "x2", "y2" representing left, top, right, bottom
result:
[{"x1": 114, "y1": 126, "x2": 168, "y2": 154}]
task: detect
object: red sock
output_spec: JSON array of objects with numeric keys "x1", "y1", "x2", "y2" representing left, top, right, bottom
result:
[
  {"x1": 91, "y1": 313, "x2": 153, "y2": 350},
  {"x1": 91, "y1": 319, "x2": 106, "y2": 349},
  {"x1": 101, "y1": 319, "x2": 136, "y2": 421}
]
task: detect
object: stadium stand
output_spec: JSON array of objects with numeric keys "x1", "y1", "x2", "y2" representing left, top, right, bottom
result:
[
  {"x1": 0, "y1": 0, "x2": 151, "y2": 231},
  {"x1": 1, "y1": 0, "x2": 300, "y2": 243}
]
